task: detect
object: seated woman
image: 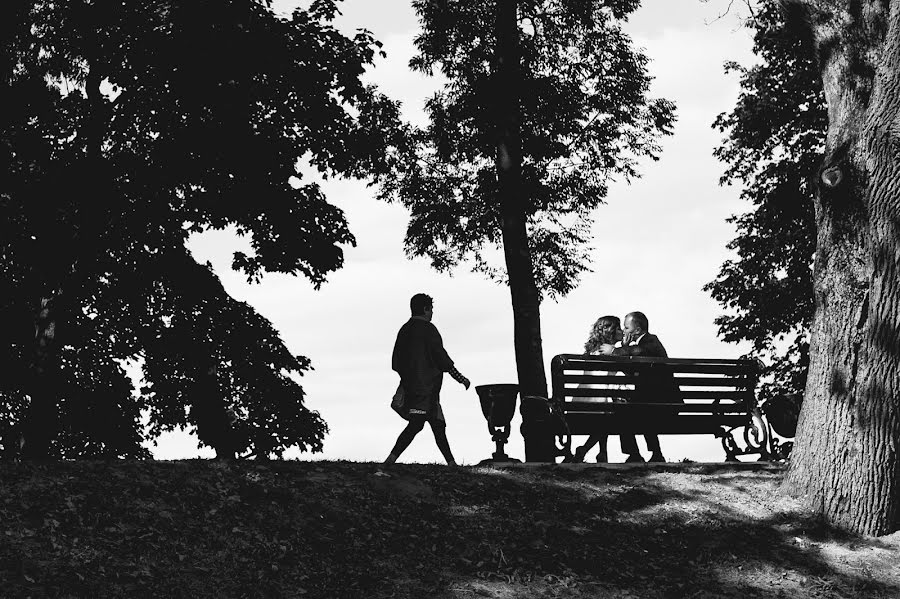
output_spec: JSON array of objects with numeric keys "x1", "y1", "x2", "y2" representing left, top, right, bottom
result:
[{"x1": 570, "y1": 315, "x2": 624, "y2": 463}]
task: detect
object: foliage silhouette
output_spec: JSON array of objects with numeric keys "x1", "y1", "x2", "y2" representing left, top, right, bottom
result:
[
  {"x1": 0, "y1": 0, "x2": 402, "y2": 458},
  {"x1": 378, "y1": 0, "x2": 675, "y2": 298},
  {"x1": 706, "y1": 1, "x2": 825, "y2": 402}
]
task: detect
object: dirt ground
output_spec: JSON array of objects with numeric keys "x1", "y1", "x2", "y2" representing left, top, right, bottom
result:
[
  {"x1": 0, "y1": 460, "x2": 898, "y2": 598},
  {"x1": 433, "y1": 462, "x2": 900, "y2": 598}
]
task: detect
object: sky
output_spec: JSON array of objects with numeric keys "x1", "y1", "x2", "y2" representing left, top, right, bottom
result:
[{"x1": 149, "y1": 0, "x2": 762, "y2": 464}]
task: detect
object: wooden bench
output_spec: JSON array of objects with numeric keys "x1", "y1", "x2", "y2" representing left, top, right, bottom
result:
[{"x1": 532, "y1": 354, "x2": 770, "y2": 462}]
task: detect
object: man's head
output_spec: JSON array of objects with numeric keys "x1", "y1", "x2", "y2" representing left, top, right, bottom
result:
[
  {"x1": 410, "y1": 293, "x2": 434, "y2": 321},
  {"x1": 623, "y1": 311, "x2": 649, "y2": 338}
]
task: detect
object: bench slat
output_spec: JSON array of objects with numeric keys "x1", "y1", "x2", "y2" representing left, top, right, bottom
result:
[
  {"x1": 560, "y1": 364, "x2": 757, "y2": 377},
  {"x1": 556, "y1": 357, "x2": 758, "y2": 376},
  {"x1": 561, "y1": 375, "x2": 754, "y2": 387},
  {"x1": 561, "y1": 400, "x2": 748, "y2": 412},
  {"x1": 564, "y1": 414, "x2": 749, "y2": 435},
  {"x1": 555, "y1": 353, "x2": 758, "y2": 365},
  {"x1": 562, "y1": 388, "x2": 754, "y2": 400},
  {"x1": 672, "y1": 376, "x2": 755, "y2": 387}
]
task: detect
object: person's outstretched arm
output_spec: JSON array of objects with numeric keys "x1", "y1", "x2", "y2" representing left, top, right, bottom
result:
[
  {"x1": 427, "y1": 326, "x2": 470, "y2": 389},
  {"x1": 447, "y1": 365, "x2": 471, "y2": 389}
]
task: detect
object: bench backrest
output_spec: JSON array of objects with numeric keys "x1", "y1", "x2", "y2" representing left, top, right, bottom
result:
[{"x1": 550, "y1": 354, "x2": 760, "y2": 412}]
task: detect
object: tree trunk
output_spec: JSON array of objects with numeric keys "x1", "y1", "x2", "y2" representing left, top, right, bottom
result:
[
  {"x1": 494, "y1": 0, "x2": 550, "y2": 461},
  {"x1": 21, "y1": 296, "x2": 61, "y2": 459},
  {"x1": 192, "y1": 363, "x2": 236, "y2": 460},
  {"x1": 782, "y1": 0, "x2": 900, "y2": 535}
]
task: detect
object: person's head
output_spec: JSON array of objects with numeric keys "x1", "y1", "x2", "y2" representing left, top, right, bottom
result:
[
  {"x1": 585, "y1": 315, "x2": 622, "y2": 353},
  {"x1": 623, "y1": 311, "x2": 649, "y2": 337},
  {"x1": 410, "y1": 293, "x2": 433, "y2": 321}
]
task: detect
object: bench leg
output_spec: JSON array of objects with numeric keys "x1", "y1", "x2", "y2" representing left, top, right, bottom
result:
[
  {"x1": 744, "y1": 408, "x2": 770, "y2": 460},
  {"x1": 719, "y1": 408, "x2": 772, "y2": 462},
  {"x1": 555, "y1": 432, "x2": 575, "y2": 463},
  {"x1": 521, "y1": 424, "x2": 556, "y2": 462},
  {"x1": 520, "y1": 396, "x2": 556, "y2": 463},
  {"x1": 720, "y1": 430, "x2": 741, "y2": 462}
]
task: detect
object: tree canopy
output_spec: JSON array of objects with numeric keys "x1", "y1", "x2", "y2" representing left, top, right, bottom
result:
[
  {"x1": 377, "y1": 0, "x2": 676, "y2": 300},
  {"x1": 706, "y1": 0, "x2": 825, "y2": 401},
  {"x1": 0, "y1": 0, "x2": 401, "y2": 458}
]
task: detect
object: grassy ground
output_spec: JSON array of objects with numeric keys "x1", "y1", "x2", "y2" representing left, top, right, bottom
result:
[{"x1": 1, "y1": 460, "x2": 898, "y2": 598}]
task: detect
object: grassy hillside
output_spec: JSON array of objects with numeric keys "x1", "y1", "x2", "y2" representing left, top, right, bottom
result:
[{"x1": 0, "y1": 461, "x2": 898, "y2": 598}]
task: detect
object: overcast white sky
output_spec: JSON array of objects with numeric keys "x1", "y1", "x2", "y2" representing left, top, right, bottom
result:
[{"x1": 149, "y1": 0, "x2": 761, "y2": 464}]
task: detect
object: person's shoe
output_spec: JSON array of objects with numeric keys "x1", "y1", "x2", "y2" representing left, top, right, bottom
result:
[
  {"x1": 569, "y1": 448, "x2": 588, "y2": 463},
  {"x1": 625, "y1": 454, "x2": 645, "y2": 463},
  {"x1": 649, "y1": 452, "x2": 666, "y2": 463},
  {"x1": 596, "y1": 450, "x2": 608, "y2": 463}
]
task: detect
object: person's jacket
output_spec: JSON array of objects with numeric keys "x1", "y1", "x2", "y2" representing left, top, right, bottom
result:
[
  {"x1": 612, "y1": 333, "x2": 681, "y2": 403},
  {"x1": 391, "y1": 317, "x2": 454, "y2": 394},
  {"x1": 612, "y1": 333, "x2": 668, "y2": 359}
]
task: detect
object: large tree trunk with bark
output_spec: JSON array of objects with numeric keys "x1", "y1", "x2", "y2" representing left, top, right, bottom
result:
[
  {"x1": 782, "y1": 0, "x2": 900, "y2": 535},
  {"x1": 493, "y1": 0, "x2": 551, "y2": 461}
]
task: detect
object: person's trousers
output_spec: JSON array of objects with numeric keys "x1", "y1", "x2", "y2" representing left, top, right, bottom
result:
[
  {"x1": 620, "y1": 433, "x2": 661, "y2": 456},
  {"x1": 577, "y1": 434, "x2": 640, "y2": 460},
  {"x1": 390, "y1": 413, "x2": 454, "y2": 463}
]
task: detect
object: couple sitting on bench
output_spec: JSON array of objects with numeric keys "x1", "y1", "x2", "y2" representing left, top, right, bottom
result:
[{"x1": 570, "y1": 311, "x2": 680, "y2": 464}]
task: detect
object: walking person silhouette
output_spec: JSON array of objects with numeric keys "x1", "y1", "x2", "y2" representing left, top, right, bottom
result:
[{"x1": 384, "y1": 293, "x2": 470, "y2": 466}]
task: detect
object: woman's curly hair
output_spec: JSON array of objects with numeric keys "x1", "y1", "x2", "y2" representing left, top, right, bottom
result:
[{"x1": 584, "y1": 315, "x2": 621, "y2": 354}]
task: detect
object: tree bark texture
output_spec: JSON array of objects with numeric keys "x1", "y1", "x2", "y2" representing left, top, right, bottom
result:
[
  {"x1": 783, "y1": 0, "x2": 900, "y2": 535},
  {"x1": 494, "y1": 0, "x2": 550, "y2": 460}
]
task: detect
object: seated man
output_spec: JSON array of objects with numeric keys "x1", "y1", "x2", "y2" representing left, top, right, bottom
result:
[{"x1": 599, "y1": 311, "x2": 680, "y2": 463}]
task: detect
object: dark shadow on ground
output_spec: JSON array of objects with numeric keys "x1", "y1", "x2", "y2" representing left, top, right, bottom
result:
[{"x1": 0, "y1": 460, "x2": 897, "y2": 598}]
